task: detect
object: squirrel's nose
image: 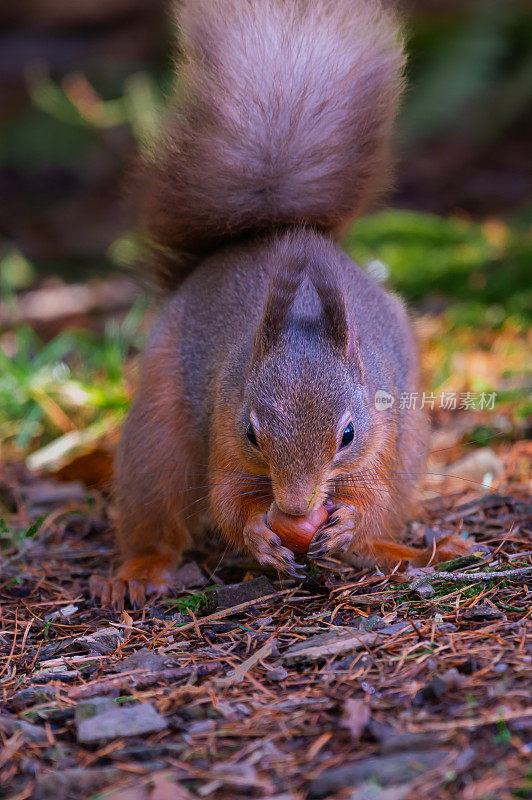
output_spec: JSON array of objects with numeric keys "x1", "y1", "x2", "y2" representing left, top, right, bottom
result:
[
  {"x1": 274, "y1": 485, "x2": 319, "y2": 516},
  {"x1": 276, "y1": 499, "x2": 308, "y2": 516}
]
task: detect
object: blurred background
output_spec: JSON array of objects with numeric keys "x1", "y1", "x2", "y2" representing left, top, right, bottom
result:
[{"x1": 0, "y1": 0, "x2": 531, "y2": 478}]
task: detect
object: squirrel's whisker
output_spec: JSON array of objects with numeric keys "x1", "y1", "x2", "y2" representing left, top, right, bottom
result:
[
  {"x1": 183, "y1": 479, "x2": 271, "y2": 492},
  {"x1": 181, "y1": 488, "x2": 272, "y2": 519},
  {"x1": 332, "y1": 470, "x2": 486, "y2": 487}
]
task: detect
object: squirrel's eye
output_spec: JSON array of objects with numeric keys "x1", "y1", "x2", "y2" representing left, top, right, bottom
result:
[
  {"x1": 246, "y1": 422, "x2": 259, "y2": 448},
  {"x1": 340, "y1": 422, "x2": 354, "y2": 450}
]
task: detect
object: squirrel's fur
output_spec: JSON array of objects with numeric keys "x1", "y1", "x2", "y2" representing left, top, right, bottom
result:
[
  {"x1": 88, "y1": 0, "x2": 460, "y2": 610},
  {"x1": 140, "y1": 0, "x2": 405, "y2": 288}
]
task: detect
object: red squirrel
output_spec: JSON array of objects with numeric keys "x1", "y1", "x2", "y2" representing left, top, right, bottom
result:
[{"x1": 91, "y1": 0, "x2": 464, "y2": 609}]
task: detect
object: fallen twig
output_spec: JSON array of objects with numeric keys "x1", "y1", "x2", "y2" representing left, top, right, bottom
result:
[
  {"x1": 173, "y1": 589, "x2": 293, "y2": 633},
  {"x1": 69, "y1": 664, "x2": 218, "y2": 700},
  {"x1": 215, "y1": 639, "x2": 278, "y2": 687},
  {"x1": 412, "y1": 565, "x2": 532, "y2": 587}
]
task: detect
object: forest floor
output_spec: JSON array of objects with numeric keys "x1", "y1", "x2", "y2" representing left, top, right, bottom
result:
[{"x1": 1, "y1": 424, "x2": 531, "y2": 800}]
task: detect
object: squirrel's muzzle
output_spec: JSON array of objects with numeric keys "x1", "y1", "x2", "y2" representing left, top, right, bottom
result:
[{"x1": 273, "y1": 482, "x2": 322, "y2": 517}]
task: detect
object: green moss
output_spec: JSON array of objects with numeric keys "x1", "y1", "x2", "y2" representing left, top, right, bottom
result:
[{"x1": 345, "y1": 210, "x2": 531, "y2": 327}]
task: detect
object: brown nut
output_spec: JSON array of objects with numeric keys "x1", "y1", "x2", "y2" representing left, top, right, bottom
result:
[{"x1": 267, "y1": 502, "x2": 328, "y2": 554}]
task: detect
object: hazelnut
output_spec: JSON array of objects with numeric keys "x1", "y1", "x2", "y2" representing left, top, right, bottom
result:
[{"x1": 267, "y1": 502, "x2": 328, "y2": 554}]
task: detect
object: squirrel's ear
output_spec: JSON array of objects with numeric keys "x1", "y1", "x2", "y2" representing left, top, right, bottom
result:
[
  {"x1": 310, "y1": 268, "x2": 350, "y2": 354},
  {"x1": 252, "y1": 257, "x2": 306, "y2": 363}
]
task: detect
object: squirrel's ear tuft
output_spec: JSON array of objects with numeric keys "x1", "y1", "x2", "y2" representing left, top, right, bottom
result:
[
  {"x1": 310, "y1": 267, "x2": 350, "y2": 355},
  {"x1": 252, "y1": 254, "x2": 306, "y2": 363}
]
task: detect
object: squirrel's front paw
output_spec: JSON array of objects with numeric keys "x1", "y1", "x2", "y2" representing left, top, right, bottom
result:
[
  {"x1": 308, "y1": 505, "x2": 358, "y2": 559},
  {"x1": 244, "y1": 514, "x2": 306, "y2": 578}
]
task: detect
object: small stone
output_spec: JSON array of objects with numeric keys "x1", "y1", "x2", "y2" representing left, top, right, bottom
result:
[
  {"x1": 436, "y1": 622, "x2": 458, "y2": 634},
  {"x1": 148, "y1": 605, "x2": 167, "y2": 621},
  {"x1": 463, "y1": 603, "x2": 504, "y2": 621},
  {"x1": 208, "y1": 576, "x2": 274, "y2": 611},
  {"x1": 76, "y1": 701, "x2": 167, "y2": 743},
  {"x1": 358, "y1": 615, "x2": 384, "y2": 632},
  {"x1": 265, "y1": 666, "x2": 289, "y2": 682},
  {"x1": 74, "y1": 627, "x2": 123, "y2": 654},
  {"x1": 453, "y1": 747, "x2": 477, "y2": 772},
  {"x1": 174, "y1": 562, "x2": 205, "y2": 590},
  {"x1": 494, "y1": 662, "x2": 508, "y2": 673},
  {"x1": 216, "y1": 700, "x2": 251, "y2": 720},
  {"x1": 415, "y1": 584, "x2": 435, "y2": 599},
  {"x1": 113, "y1": 647, "x2": 169, "y2": 673},
  {"x1": 10, "y1": 686, "x2": 57, "y2": 710},
  {"x1": 379, "y1": 621, "x2": 411, "y2": 636},
  {"x1": 0, "y1": 713, "x2": 47, "y2": 743},
  {"x1": 75, "y1": 696, "x2": 116, "y2": 722},
  {"x1": 509, "y1": 716, "x2": 532, "y2": 734}
]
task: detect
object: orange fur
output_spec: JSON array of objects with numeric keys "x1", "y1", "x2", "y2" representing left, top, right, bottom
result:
[{"x1": 366, "y1": 534, "x2": 474, "y2": 568}]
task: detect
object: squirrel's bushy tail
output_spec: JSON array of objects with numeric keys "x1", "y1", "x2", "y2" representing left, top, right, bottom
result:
[{"x1": 140, "y1": 0, "x2": 405, "y2": 289}]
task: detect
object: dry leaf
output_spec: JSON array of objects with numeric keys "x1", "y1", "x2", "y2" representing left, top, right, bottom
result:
[
  {"x1": 341, "y1": 699, "x2": 370, "y2": 742},
  {"x1": 121, "y1": 609, "x2": 133, "y2": 641},
  {"x1": 150, "y1": 773, "x2": 195, "y2": 800}
]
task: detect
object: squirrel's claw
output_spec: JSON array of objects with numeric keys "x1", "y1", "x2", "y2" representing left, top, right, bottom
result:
[
  {"x1": 89, "y1": 573, "x2": 172, "y2": 610},
  {"x1": 89, "y1": 574, "x2": 128, "y2": 611},
  {"x1": 244, "y1": 514, "x2": 304, "y2": 576},
  {"x1": 308, "y1": 506, "x2": 357, "y2": 559},
  {"x1": 307, "y1": 543, "x2": 329, "y2": 559},
  {"x1": 89, "y1": 553, "x2": 177, "y2": 609},
  {"x1": 285, "y1": 562, "x2": 307, "y2": 580}
]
